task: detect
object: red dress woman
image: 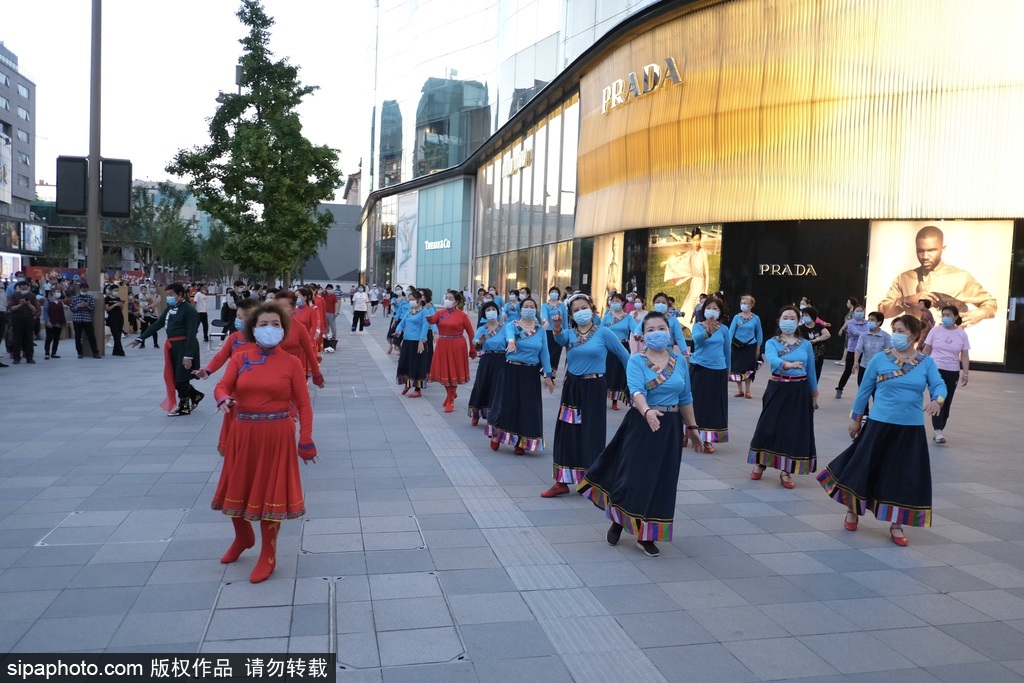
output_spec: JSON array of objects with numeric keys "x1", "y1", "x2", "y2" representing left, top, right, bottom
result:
[
  {"x1": 427, "y1": 291, "x2": 477, "y2": 413},
  {"x1": 212, "y1": 303, "x2": 317, "y2": 583},
  {"x1": 293, "y1": 287, "x2": 322, "y2": 348},
  {"x1": 274, "y1": 291, "x2": 326, "y2": 386}
]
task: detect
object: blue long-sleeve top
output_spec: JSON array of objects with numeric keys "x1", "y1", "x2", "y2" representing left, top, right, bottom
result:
[
  {"x1": 504, "y1": 321, "x2": 552, "y2": 375},
  {"x1": 492, "y1": 295, "x2": 505, "y2": 310},
  {"x1": 504, "y1": 301, "x2": 521, "y2": 322},
  {"x1": 764, "y1": 337, "x2": 819, "y2": 396},
  {"x1": 553, "y1": 326, "x2": 630, "y2": 376},
  {"x1": 393, "y1": 299, "x2": 410, "y2": 321},
  {"x1": 541, "y1": 302, "x2": 567, "y2": 330},
  {"x1": 422, "y1": 304, "x2": 438, "y2": 335},
  {"x1": 397, "y1": 308, "x2": 429, "y2": 342},
  {"x1": 853, "y1": 350, "x2": 946, "y2": 425},
  {"x1": 601, "y1": 311, "x2": 638, "y2": 341},
  {"x1": 474, "y1": 323, "x2": 507, "y2": 352},
  {"x1": 627, "y1": 352, "x2": 693, "y2": 407},
  {"x1": 729, "y1": 314, "x2": 763, "y2": 346},
  {"x1": 690, "y1": 322, "x2": 731, "y2": 370}
]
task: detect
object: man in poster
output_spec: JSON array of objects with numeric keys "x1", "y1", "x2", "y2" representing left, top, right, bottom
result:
[{"x1": 877, "y1": 225, "x2": 997, "y2": 329}]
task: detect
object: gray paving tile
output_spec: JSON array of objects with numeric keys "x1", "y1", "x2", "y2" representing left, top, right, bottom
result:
[
  {"x1": 43, "y1": 586, "x2": 142, "y2": 618},
  {"x1": 382, "y1": 661, "x2": 479, "y2": 683},
  {"x1": 800, "y1": 632, "x2": 916, "y2": 674},
  {"x1": 758, "y1": 601, "x2": 861, "y2": 635},
  {"x1": 202, "y1": 637, "x2": 291, "y2": 653},
  {"x1": 926, "y1": 662, "x2": 1024, "y2": 683},
  {"x1": 722, "y1": 575, "x2": 816, "y2": 605},
  {"x1": 365, "y1": 549, "x2": 435, "y2": 574},
  {"x1": 472, "y1": 656, "x2": 572, "y2": 683},
  {"x1": 0, "y1": 590, "x2": 61, "y2": 622},
  {"x1": 948, "y1": 590, "x2": 1024, "y2": 620},
  {"x1": 824, "y1": 597, "x2": 928, "y2": 629},
  {"x1": 336, "y1": 601, "x2": 374, "y2": 634},
  {"x1": 13, "y1": 544, "x2": 100, "y2": 567},
  {"x1": 290, "y1": 602, "x2": 329, "y2": 637},
  {"x1": 109, "y1": 610, "x2": 210, "y2": 647},
  {"x1": 429, "y1": 546, "x2": 500, "y2": 570},
  {"x1": 845, "y1": 569, "x2": 939, "y2": 596},
  {"x1": 569, "y1": 561, "x2": 650, "y2": 587},
  {"x1": 0, "y1": 565, "x2": 81, "y2": 592},
  {"x1": 724, "y1": 636, "x2": 838, "y2": 680},
  {"x1": 660, "y1": 579, "x2": 750, "y2": 610},
  {"x1": 372, "y1": 596, "x2": 453, "y2": 631},
  {"x1": 460, "y1": 621, "x2": 554, "y2": 660},
  {"x1": 449, "y1": 591, "x2": 534, "y2": 624},
  {"x1": 589, "y1": 583, "x2": 678, "y2": 615},
  {"x1": 377, "y1": 626, "x2": 464, "y2": 666},
  {"x1": 422, "y1": 529, "x2": 488, "y2": 548},
  {"x1": 615, "y1": 610, "x2": 716, "y2": 648},
  {"x1": 217, "y1": 577, "x2": 295, "y2": 607},
  {"x1": 14, "y1": 615, "x2": 123, "y2": 652},
  {"x1": 369, "y1": 572, "x2": 442, "y2": 600},
  {"x1": 645, "y1": 642, "x2": 757, "y2": 683},
  {"x1": 937, "y1": 621, "x2": 1024, "y2": 661},
  {"x1": 131, "y1": 581, "x2": 220, "y2": 613},
  {"x1": 687, "y1": 604, "x2": 786, "y2": 642},
  {"x1": 887, "y1": 593, "x2": 992, "y2": 626},
  {"x1": 438, "y1": 569, "x2": 515, "y2": 595},
  {"x1": 872, "y1": 626, "x2": 988, "y2": 667},
  {"x1": 207, "y1": 606, "x2": 292, "y2": 640}
]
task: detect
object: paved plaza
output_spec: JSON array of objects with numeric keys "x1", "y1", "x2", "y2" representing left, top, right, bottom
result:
[{"x1": 1, "y1": 315, "x2": 1024, "y2": 683}]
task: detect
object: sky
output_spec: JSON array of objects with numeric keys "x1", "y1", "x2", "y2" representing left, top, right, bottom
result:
[{"x1": 4, "y1": 0, "x2": 376, "y2": 202}]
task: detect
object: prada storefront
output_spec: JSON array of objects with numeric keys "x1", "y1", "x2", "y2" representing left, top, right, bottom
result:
[{"x1": 469, "y1": 0, "x2": 1024, "y2": 370}]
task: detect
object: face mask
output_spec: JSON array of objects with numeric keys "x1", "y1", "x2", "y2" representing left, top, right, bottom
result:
[
  {"x1": 573, "y1": 309, "x2": 593, "y2": 326},
  {"x1": 853, "y1": 311, "x2": 864, "y2": 320},
  {"x1": 802, "y1": 316, "x2": 813, "y2": 325},
  {"x1": 443, "y1": 299, "x2": 455, "y2": 309},
  {"x1": 653, "y1": 303, "x2": 668, "y2": 314},
  {"x1": 485, "y1": 310, "x2": 498, "y2": 321},
  {"x1": 395, "y1": 290, "x2": 402, "y2": 296},
  {"x1": 799, "y1": 304, "x2": 808, "y2": 310},
  {"x1": 891, "y1": 333, "x2": 911, "y2": 351},
  {"x1": 645, "y1": 330, "x2": 671, "y2": 350},
  {"x1": 549, "y1": 292, "x2": 558, "y2": 300},
  {"x1": 521, "y1": 308, "x2": 537, "y2": 320},
  {"x1": 867, "y1": 321, "x2": 878, "y2": 331},
  {"x1": 703, "y1": 309, "x2": 720, "y2": 320},
  {"x1": 740, "y1": 303, "x2": 749, "y2": 312},
  {"x1": 54, "y1": 292, "x2": 62, "y2": 299},
  {"x1": 509, "y1": 294, "x2": 518, "y2": 301},
  {"x1": 166, "y1": 296, "x2": 178, "y2": 307},
  {"x1": 779, "y1": 319, "x2": 798, "y2": 334},
  {"x1": 296, "y1": 297, "x2": 304, "y2": 306},
  {"x1": 519, "y1": 293, "x2": 527, "y2": 300},
  {"x1": 610, "y1": 302, "x2": 622, "y2": 311},
  {"x1": 941, "y1": 316, "x2": 954, "y2": 328},
  {"x1": 254, "y1": 326, "x2": 285, "y2": 348},
  {"x1": 489, "y1": 290, "x2": 496, "y2": 295},
  {"x1": 484, "y1": 297, "x2": 493, "y2": 303},
  {"x1": 20, "y1": 289, "x2": 29, "y2": 295},
  {"x1": 234, "y1": 318, "x2": 245, "y2": 331}
]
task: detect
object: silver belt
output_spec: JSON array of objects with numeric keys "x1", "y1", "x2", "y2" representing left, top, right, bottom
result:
[{"x1": 645, "y1": 405, "x2": 680, "y2": 413}]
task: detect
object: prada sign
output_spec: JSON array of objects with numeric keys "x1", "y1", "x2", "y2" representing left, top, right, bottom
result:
[
  {"x1": 601, "y1": 57, "x2": 682, "y2": 115},
  {"x1": 759, "y1": 264, "x2": 818, "y2": 276}
]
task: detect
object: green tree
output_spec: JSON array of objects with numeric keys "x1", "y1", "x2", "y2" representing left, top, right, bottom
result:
[
  {"x1": 107, "y1": 183, "x2": 200, "y2": 277},
  {"x1": 166, "y1": 0, "x2": 342, "y2": 283},
  {"x1": 35, "y1": 234, "x2": 75, "y2": 267}
]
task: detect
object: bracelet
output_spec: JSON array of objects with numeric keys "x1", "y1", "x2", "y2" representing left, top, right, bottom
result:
[
  {"x1": 686, "y1": 424, "x2": 700, "y2": 431},
  {"x1": 643, "y1": 408, "x2": 653, "y2": 417}
]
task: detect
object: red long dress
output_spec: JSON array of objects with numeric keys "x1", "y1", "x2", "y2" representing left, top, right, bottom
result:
[
  {"x1": 281, "y1": 320, "x2": 324, "y2": 384},
  {"x1": 293, "y1": 305, "x2": 321, "y2": 345},
  {"x1": 427, "y1": 308, "x2": 476, "y2": 385},
  {"x1": 201, "y1": 331, "x2": 254, "y2": 455},
  {"x1": 212, "y1": 348, "x2": 314, "y2": 521}
]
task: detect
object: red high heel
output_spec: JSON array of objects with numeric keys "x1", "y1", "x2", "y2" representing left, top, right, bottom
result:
[
  {"x1": 250, "y1": 520, "x2": 280, "y2": 583},
  {"x1": 844, "y1": 512, "x2": 858, "y2": 531},
  {"x1": 890, "y1": 525, "x2": 908, "y2": 546},
  {"x1": 490, "y1": 439, "x2": 499, "y2": 451},
  {"x1": 612, "y1": 400, "x2": 619, "y2": 411}
]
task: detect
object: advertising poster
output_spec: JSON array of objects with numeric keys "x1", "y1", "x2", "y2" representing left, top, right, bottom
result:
[
  {"x1": 2, "y1": 253, "x2": 23, "y2": 279},
  {"x1": 22, "y1": 224, "x2": 44, "y2": 252},
  {"x1": 0, "y1": 135, "x2": 12, "y2": 205},
  {"x1": 590, "y1": 232, "x2": 624, "y2": 306},
  {"x1": 867, "y1": 220, "x2": 1012, "y2": 363},
  {"x1": 647, "y1": 225, "x2": 722, "y2": 316},
  {"x1": 394, "y1": 191, "x2": 419, "y2": 287}
]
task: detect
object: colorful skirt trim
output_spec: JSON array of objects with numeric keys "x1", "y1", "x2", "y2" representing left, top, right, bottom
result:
[
  {"x1": 748, "y1": 448, "x2": 816, "y2": 475},
  {"x1": 698, "y1": 428, "x2": 728, "y2": 443},
  {"x1": 486, "y1": 360, "x2": 545, "y2": 452},
  {"x1": 579, "y1": 482, "x2": 672, "y2": 542},
  {"x1": 485, "y1": 424, "x2": 544, "y2": 452},
  {"x1": 690, "y1": 364, "x2": 729, "y2": 442},
  {"x1": 553, "y1": 464, "x2": 586, "y2": 485},
  {"x1": 729, "y1": 342, "x2": 759, "y2": 382},
  {"x1": 747, "y1": 379, "x2": 816, "y2": 473},
  {"x1": 816, "y1": 470, "x2": 932, "y2": 527},
  {"x1": 467, "y1": 352, "x2": 504, "y2": 423},
  {"x1": 558, "y1": 404, "x2": 582, "y2": 424}
]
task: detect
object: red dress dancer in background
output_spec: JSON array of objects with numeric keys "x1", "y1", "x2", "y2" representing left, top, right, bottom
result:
[
  {"x1": 274, "y1": 291, "x2": 326, "y2": 386},
  {"x1": 294, "y1": 287, "x2": 322, "y2": 351},
  {"x1": 428, "y1": 290, "x2": 477, "y2": 413},
  {"x1": 212, "y1": 303, "x2": 318, "y2": 583}
]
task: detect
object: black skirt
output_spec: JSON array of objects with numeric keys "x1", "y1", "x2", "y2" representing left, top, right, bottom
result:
[
  {"x1": 690, "y1": 364, "x2": 729, "y2": 442},
  {"x1": 578, "y1": 407, "x2": 683, "y2": 541},
  {"x1": 396, "y1": 339, "x2": 430, "y2": 389},
  {"x1": 729, "y1": 342, "x2": 758, "y2": 382},
  {"x1": 386, "y1": 317, "x2": 401, "y2": 344},
  {"x1": 817, "y1": 420, "x2": 932, "y2": 527},
  {"x1": 552, "y1": 373, "x2": 608, "y2": 484},
  {"x1": 468, "y1": 351, "x2": 505, "y2": 420},
  {"x1": 605, "y1": 340, "x2": 631, "y2": 401},
  {"x1": 486, "y1": 361, "x2": 545, "y2": 451},
  {"x1": 748, "y1": 378, "x2": 817, "y2": 474}
]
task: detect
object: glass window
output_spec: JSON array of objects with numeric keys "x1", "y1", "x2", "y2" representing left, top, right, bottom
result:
[
  {"x1": 0, "y1": 95, "x2": 9, "y2": 111},
  {"x1": 544, "y1": 106, "x2": 562, "y2": 245},
  {"x1": 17, "y1": 152, "x2": 29, "y2": 166},
  {"x1": 0, "y1": 71, "x2": 9, "y2": 87},
  {"x1": 17, "y1": 84, "x2": 29, "y2": 99},
  {"x1": 17, "y1": 107, "x2": 30, "y2": 121},
  {"x1": 559, "y1": 95, "x2": 579, "y2": 241},
  {"x1": 532, "y1": 120, "x2": 547, "y2": 244},
  {"x1": 518, "y1": 128, "x2": 535, "y2": 249},
  {"x1": 16, "y1": 174, "x2": 30, "y2": 188},
  {"x1": 507, "y1": 140, "x2": 522, "y2": 251},
  {"x1": 16, "y1": 130, "x2": 28, "y2": 143}
]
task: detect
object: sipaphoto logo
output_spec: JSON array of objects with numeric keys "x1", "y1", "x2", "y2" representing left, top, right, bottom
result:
[
  {"x1": 424, "y1": 238, "x2": 452, "y2": 251},
  {"x1": 759, "y1": 264, "x2": 818, "y2": 276}
]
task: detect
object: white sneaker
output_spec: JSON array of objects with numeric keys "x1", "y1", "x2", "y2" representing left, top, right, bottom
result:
[
  {"x1": 834, "y1": 360, "x2": 844, "y2": 365},
  {"x1": 934, "y1": 432, "x2": 946, "y2": 444}
]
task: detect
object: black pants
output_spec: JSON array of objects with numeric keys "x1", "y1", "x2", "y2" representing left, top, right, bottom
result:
[
  {"x1": 128, "y1": 313, "x2": 138, "y2": 333},
  {"x1": 814, "y1": 356, "x2": 824, "y2": 383},
  {"x1": 10, "y1": 316, "x2": 34, "y2": 361},
  {"x1": 0, "y1": 312, "x2": 7, "y2": 352},
  {"x1": 45, "y1": 327, "x2": 62, "y2": 357},
  {"x1": 352, "y1": 310, "x2": 366, "y2": 331},
  {"x1": 932, "y1": 369, "x2": 960, "y2": 431},
  {"x1": 108, "y1": 323, "x2": 125, "y2": 356},
  {"x1": 176, "y1": 379, "x2": 200, "y2": 402},
  {"x1": 74, "y1": 321, "x2": 99, "y2": 357},
  {"x1": 836, "y1": 353, "x2": 857, "y2": 391},
  {"x1": 141, "y1": 316, "x2": 159, "y2": 347},
  {"x1": 547, "y1": 330, "x2": 563, "y2": 376},
  {"x1": 198, "y1": 312, "x2": 209, "y2": 341}
]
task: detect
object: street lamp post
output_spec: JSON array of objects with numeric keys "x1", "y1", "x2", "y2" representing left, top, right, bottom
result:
[{"x1": 86, "y1": 0, "x2": 104, "y2": 355}]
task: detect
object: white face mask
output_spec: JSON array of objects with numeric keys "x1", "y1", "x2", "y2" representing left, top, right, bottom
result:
[{"x1": 443, "y1": 299, "x2": 455, "y2": 309}]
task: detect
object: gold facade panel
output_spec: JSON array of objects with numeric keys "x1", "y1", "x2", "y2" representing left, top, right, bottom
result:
[{"x1": 577, "y1": 0, "x2": 1024, "y2": 236}]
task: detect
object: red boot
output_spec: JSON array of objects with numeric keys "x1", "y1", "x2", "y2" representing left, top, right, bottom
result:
[
  {"x1": 221, "y1": 517, "x2": 255, "y2": 564},
  {"x1": 250, "y1": 520, "x2": 280, "y2": 583},
  {"x1": 444, "y1": 386, "x2": 456, "y2": 413}
]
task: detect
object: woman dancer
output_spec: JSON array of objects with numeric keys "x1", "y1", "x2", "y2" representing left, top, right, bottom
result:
[
  {"x1": 728, "y1": 294, "x2": 763, "y2": 399},
  {"x1": 651, "y1": 292, "x2": 687, "y2": 351},
  {"x1": 601, "y1": 292, "x2": 637, "y2": 411},
  {"x1": 749, "y1": 306, "x2": 819, "y2": 489},
  {"x1": 544, "y1": 294, "x2": 630, "y2": 497},
  {"x1": 578, "y1": 313, "x2": 704, "y2": 557},
  {"x1": 504, "y1": 289, "x2": 521, "y2": 323},
  {"x1": 817, "y1": 316, "x2": 945, "y2": 546},
  {"x1": 468, "y1": 301, "x2": 506, "y2": 426},
  {"x1": 427, "y1": 290, "x2": 477, "y2": 413},
  {"x1": 689, "y1": 295, "x2": 731, "y2": 452},
  {"x1": 212, "y1": 302, "x2": 317, "y2": 583},
  {"x1": 834, "y1": 296, "x2": 859, "y2": 366},
  {"x1": 799, "y1": 305, "x2": 831, "y2": 382},
  {"x1": 835, "y1": 304, "x2": 867, "y2": 398},
  {"x1": 272, "y1": 291, "x2": 325, "y2": 385},
  {"x1": 387, "y1": 287, "x2": 408, "y2": 355},
  {"x1": 542, "y1": 286, "x2": 568, "y2": 379},
  {"x1": 922, "y1": 305, "x2": 970, "y2": 444},
  {"x1": 487, "y1": 297, "x2": 555, "y2": 455},
  {"x1": 396, "y1": 289, "x2": 430, "y2": 398}
]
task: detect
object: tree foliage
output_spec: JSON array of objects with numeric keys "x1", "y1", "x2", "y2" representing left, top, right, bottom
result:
[
  {"x1": 107, "y1": 184, "x2": 199, "y2": 275},
  {"x1": 166, "y1": 0, "x2": 342, "y2": 283}
]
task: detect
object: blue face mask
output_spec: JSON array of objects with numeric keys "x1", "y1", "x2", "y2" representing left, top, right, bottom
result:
[
  {"x1": 165, "y1": 296, "x2": 178, "y2": 307},
  {"x1": 867, "y1": 321, "x2": 878, "y2": 331},
  {"x1": 573, "y1": 309, "x2": 593, "y2": 326},
  {"x1": 653, "y1": 303, "x2": 668, "y2": 314},
  {"x1": 485, "y1": 310, "x2": 498, "y2": 321},
  {"x1": 853, "y1": 311, "x2": 864, "y2": 321},
  {"x1": 740, "y1": 303, "x2": 750, "y2": 312},
  {"x1": 644, "y1": 330, "x2": 671, "y2": 350},
  {"x1": 549, "y1": 292, "x2": 558, "y2": 300},
  {"x1": 610, "y1": 302, "x2": 622, "y2": 311},
  {"x1": 254, "y1": 326, "x2": 285, "y2": 348},
  {"x1": 234, "y1": 318, "x2": 245, "y2": 331},
  {"x1": 890, "y1": 333, "x2": 911, "y2": 351},
  {"x1": 941, "y1": 316, "x2": 954, "y2": 327},
  {"x1": 802, "y1": 316, "x2": 813, "y2": 325},
  {"x1": 520, "y1": 308, "x2": 537, "y2": 320},
  {"x1": 779, "y1": 319, "x2": 798, "y2": 334}
]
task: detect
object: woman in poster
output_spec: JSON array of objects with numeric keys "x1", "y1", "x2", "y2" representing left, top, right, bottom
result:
[
  {"x1": 922, "y1": 305, "x2": 970, "y2": 444},
  {"x1": 544, "y1": 294, "x2": 630, "y2": 497},
  {"x1": 578, "y1": 312, "x2": 704, "y2": 557},
  {"x1": 817, "y1": 315, "x2": 946, "y2": 546},
  {"x1": 427, "y1": 290, "x2": 477, "y2": 413},
  {"x1": 728, "y1": 294, "x2": 763, "y2": 399},
  {"x1": 601, "y1": 292, "x2": 638, "y2": 410},
  {"x1": 689, "y1": 295, "x2": 731, "y2": 453},
  {"x1": 468, "y1": 301, "x2": 506, "y2": 426},
  {"x1": 749, "y1": 306, "x2": 818, "y2": 489}
]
